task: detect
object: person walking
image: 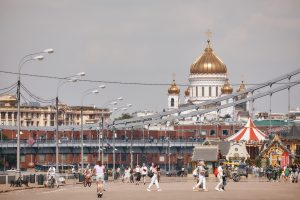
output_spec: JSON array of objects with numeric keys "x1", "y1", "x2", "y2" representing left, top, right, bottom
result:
[
  {"x1": 215, "y1": 162, "x2": 224, "y2": 192},
  {"x1": 192, "y1": 160, "x2": 208, "y2": 192},
  {"x1": 141, "y1": 163, "x2": 148, "y2": 185},
  {"x1": 135, "y1": 165, "x2": 141, "y2": 185},
  {"x1": 124, "y1": 167, "x2": 131, "y2": 183},
  {"x1": 147, "y1": 163, "x2": 162, "y2": 192},
  {"x1": 93, "y1": 160, "x2": 105, "y2": 198}
]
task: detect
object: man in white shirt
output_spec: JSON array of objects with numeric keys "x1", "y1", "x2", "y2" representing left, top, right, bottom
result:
[
  {"x1": 141, "y1": 163, "x2": 148, "y2": 185},
  {"x1": 215, "y1": 162, "x2": 224, "y2": 191},
  {"x1": 192, "y1": 160, "x2": 208, "y2": 192}
]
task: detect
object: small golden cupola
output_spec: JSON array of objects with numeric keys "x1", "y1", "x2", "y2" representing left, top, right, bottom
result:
[
  {"x1": 168, "y1": 79, "x2": 180, "y2": 95},
  {"x1": 237, "y1": 81, "x2": 246, "y2": 92},
  {"x1": 184, "y1": 87, "x2": 190, "y2": 96},
  {"x1": 221, "y1": 79, "x2": 233, "y2": 95}
]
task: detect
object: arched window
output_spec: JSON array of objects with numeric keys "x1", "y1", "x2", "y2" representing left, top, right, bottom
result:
[{"x1": 171, "y1": 98, "x2": 175, "y2": 107}]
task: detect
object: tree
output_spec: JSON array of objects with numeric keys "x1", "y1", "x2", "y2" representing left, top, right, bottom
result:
[{"x1": 116, "y1": 113, "x2": 133, "y2": 120}]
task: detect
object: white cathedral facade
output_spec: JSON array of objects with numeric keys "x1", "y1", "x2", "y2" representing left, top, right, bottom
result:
[{"x1": 167, "y1": 36, "x2": 249, "y2": 121}]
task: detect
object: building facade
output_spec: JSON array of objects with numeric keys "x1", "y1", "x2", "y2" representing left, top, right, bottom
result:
[{"x1": 0, "y1": 95, "x2": 110, "y2": 127}]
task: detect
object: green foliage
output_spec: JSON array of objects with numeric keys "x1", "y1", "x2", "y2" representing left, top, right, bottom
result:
[{"x1": 116, "y1": 113, "x2": 133, "y2": 120}]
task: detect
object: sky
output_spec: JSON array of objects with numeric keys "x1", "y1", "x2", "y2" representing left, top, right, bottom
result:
[{"x1": 0, "y1": 0, "x2": 300, "y2": 116}]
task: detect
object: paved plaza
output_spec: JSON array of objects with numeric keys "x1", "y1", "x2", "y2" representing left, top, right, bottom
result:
[{"x1": 1, "y1": 177, "x2": 299, "y2": 200}]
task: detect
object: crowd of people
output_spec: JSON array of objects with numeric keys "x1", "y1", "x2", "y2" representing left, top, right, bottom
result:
[{"x1": 45, "y1": 161, "x2": 299, "y2": 198}]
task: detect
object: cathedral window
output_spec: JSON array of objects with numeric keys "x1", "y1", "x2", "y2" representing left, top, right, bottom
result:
[{"x1": 171, "y1": 98, "x2": 174, "y2": 107}]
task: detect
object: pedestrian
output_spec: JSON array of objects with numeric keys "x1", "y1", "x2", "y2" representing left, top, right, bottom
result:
[
  {"x1": 135, "y1": 165, "x2": 141, "y2": 185},
  {"x1": 221, "y1": 165, "x2": 228, "y2": 191},
  {"x1": 93, "y1": 160, "x2": 105, "y2": 198},
  {"x1": 284, "y1": 166, "x2": 290, "y2": 182},
  {"x1": 147, "y1": 163, "x2": 162, "y2": 192},
  {"x1": 192, "y1": 160, "x2": 208, "y2": 192},
  {"x1": 157, "y1": 165, "x2": 161, "y2": 182},
  {"x1": 124, "y1": 167, "x2": 131, "y2": 183},
  {"x1": 141, "y1": 163, "x2": 148, "y2": 185},
  {"x1": 215, "y1": 162, "x2": 224, "y2": 192}
]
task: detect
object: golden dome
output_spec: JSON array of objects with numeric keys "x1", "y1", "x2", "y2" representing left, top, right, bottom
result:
[
  {"x1": 237, "y1": 81, "x2": 246, "y2": 92},
  {"x1": 184, "y1": 87, "x2": 190, "y2": 96},
  {"x1": 190, "y1": 40, "x2": 227, "y2": 74},
  {"x1": 168, "y1": 79, "x2": 180, "y2": 95},
  {"x1": 221, "y1": 79, "x2": 233, "y2": 94}
]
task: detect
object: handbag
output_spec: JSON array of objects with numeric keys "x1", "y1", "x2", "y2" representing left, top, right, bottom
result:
[{"x1": 148, "y1": 171, "x2": 154, "y2": 178}]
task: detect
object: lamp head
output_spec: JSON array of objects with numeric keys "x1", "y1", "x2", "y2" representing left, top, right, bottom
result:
[
  {"x1": 111, "y1": 101, "x2": 117, "y2": 105},
  {"x1": 68, "y1": 78, "x2": 78, "y2": 82},
  {"x1": 43, "y1": 48, "x2": 54, "y2": 54},
  {"x1": 33, "y1": 55, "x2": 44, "y2": 61},
  {"x1": 92, "y1": 90, "x2": 99, "y2": 94},
  {"x1": 77, "y1": 72, "x2": 85, "y2": 76},
  {"x1": 127, "y1": 104, "x2": 132, "y2": 107},
  {"x1": 98, "y1": 85, "x2": 106, "y2": 89},
  {"x1": 117, "y1": 97, "x2": 123, "y2": 101}
]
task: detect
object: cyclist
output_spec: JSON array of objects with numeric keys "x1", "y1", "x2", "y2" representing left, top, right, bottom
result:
[
  {"x1": 47, "y1": 166, "x2": 58, "y2": 188},
  {"x1": 93, "y1": 161, "x2": 105, "y2": 198}
]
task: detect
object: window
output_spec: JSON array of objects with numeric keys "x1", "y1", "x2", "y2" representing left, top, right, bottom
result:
[
  {"x1": 159, "y1": 155, "x2": 165, "y2": 162},
  {"x1": 39, "y1": 155, "x2": 45, "y2": 162},
  {"x1": 83, "y1": 155, "x2": 88, "y2": 162},
  {"x1": 196, "y1": 86, "x2": 198, "y2": 96},
  {"x1": 210, "y1": 130, "x2": 216, "y2": 136},
  {"x1": 61, "y1": 154, "x2": 67, "y2": 161},
  {"x1": 171, "y1": 98, "x2": 174, "y2": 107},
  {"x1": 216, "y1": 86, "x2": 218, "y2": 96},
  {"x1": 222, "y1": 130, "x2": 229, "y2": 136},
  {"x1": 202, "y1": 87, "x2": 204, "y2": 96},
  {"x1": 234, "y1": 129, "x2": 239, "y2": 133},
  {"x1": 121, "y1": 154, "x2": 127, "y2": 162},
  {"x1": 209, "y1": 86, "x2": 212, "y2": 96},
  {"x1": 200, "y1": 130, "x2": 207, "y2": 136},
  {"x1": 21, "y1": 155, "x2": 25, "y2": 162}
]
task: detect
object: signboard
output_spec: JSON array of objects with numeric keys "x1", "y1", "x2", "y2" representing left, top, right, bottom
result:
[{"x1": 281, "y1": 152, "x2": 289, "y2": 168}]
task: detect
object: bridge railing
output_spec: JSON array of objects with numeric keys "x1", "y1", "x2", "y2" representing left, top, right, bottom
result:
[{"x1": 0, "y1": 138, "x2": 204, "y2": 148}]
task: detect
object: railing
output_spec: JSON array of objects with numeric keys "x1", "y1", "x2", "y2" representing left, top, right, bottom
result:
[{"x1": 0, "y1": 138, "x2": 202, "y2": 148}]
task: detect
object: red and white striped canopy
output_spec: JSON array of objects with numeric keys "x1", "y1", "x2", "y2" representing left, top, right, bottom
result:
[{"x1": 227, "y1": 118, "x2": 266, "y2": 142}]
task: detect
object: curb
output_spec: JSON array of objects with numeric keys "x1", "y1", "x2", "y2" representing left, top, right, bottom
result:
[{"x1": 0, "y1": 185, "x2": 45, "y2": 193}]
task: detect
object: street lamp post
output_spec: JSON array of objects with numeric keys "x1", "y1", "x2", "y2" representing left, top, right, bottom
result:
[
  {"x1": 55, "y1": 72, "x2": 85, "y2": 172},
  {"x1": 80, "y1": 86, "x2": 105, "y2": 173},
  {"x1": 112, "y1": 126, "x2": 116, "y2": 180},
  {"x1": 17, "y1": 49, "x2": 53, "y2": 174}
]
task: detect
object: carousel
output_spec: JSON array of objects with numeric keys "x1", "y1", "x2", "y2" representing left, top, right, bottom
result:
[{"x1": 226, "y1": 118, "x2": 267, "y2": 160}]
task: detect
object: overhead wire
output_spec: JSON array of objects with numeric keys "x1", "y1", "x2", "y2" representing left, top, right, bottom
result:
[{"x1": 0, "y1": 69, "x2": 299, "y2": 87}]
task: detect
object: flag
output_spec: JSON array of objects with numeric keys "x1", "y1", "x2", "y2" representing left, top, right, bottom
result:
[{"x1": 27, "y1": 136, "x2": 35, "y2": 147}]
